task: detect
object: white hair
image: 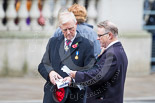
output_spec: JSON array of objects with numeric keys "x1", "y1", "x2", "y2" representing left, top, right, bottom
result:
[{"x1": 58, "y1": 11, "x2": 77, "y2": 26}]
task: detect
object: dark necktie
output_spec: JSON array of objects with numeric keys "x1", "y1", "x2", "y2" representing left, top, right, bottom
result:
[{"x1": 65, "y1": 40, "x2": 71, "y2": 52}]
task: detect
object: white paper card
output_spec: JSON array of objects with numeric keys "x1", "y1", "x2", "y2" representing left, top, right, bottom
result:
[
  {"x1": 61, "y1": 65, "x2": 72, "y2": 75},
  {"x1": 55, "y1": 79, "x2": 69, "y2": 89},
  {"x1": 61, "y1": 65, "x2": 84, "y2": 90}
]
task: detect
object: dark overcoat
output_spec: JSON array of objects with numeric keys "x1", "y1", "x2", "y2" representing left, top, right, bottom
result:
[
  {"x1": 75, "y1": 42, "x2": 128, "y2": 103},
  {"x1": 38, "y1": 33, "x2": 95, "y2": 103}
]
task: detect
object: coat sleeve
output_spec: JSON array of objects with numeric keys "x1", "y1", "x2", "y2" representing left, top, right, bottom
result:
[
  {"x1": 38, "y1": 38, "x2": 54, "y2": 81},
  {"x1": 75, "y1": 52, "x2": 118, "y2": 86}
]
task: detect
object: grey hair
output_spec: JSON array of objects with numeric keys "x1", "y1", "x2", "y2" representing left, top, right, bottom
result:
[
  {"x1": 57, "y1": 7, "x2": 68, "y2": 19},
  {"x1": 97, "y1": 20, "x2": 118, "y2": 37},
  {"x1": 58, "y1": 11, "x2": 77, "y2": 26}
]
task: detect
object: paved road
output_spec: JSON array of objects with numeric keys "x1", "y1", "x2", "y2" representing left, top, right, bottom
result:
[{"x1": 0, "y1": 74, "x2": 155, "y2": 102}]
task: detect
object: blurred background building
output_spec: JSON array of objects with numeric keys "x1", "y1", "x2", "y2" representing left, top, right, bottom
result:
[
  {"x1": 0, "y1": 0, "x2": 153, "y2": 77},
  {"x1": 0, "y1": 0, "x2": 155, "y2": 102}
]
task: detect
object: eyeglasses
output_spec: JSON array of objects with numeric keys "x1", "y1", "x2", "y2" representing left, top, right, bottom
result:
[
  {"x1": 97, "y1": 32, "x2": 109, "y2": 38},
  {"x1": 62, "y1": 27, "x2": 74, "y2": 33}
]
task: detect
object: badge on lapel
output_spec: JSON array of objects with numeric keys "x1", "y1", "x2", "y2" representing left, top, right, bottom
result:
[
  {"x1": 72, "y1": 43, "x2": 78, "y2": 48},
  {"x1": 75, "y1": 51, "x2": 79, "y2": 60},
  {"x1": 65, "y1": 45, "x2": 69, "y2": 51}
]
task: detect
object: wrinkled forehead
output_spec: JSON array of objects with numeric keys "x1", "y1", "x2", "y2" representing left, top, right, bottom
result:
[{"x1": 60, "y1": 20, "x2": 76, "y2": 29}]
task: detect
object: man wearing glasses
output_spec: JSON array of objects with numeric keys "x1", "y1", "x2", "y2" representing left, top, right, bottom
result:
[
  {"x1": 69, "y1": 20, "x2": 128, "y2": 103},
  {"x1": 38, "y1": 11, "x2": 95, "y2": 103}
]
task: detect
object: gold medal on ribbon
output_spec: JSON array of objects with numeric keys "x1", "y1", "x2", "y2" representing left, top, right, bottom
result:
[{"x1": 75, "y1": 55, "x2": 78, "y2": 60}]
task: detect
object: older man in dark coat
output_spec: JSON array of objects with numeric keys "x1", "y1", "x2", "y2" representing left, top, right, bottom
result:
[
  {"x1": 38, "y1": 11, "x2": 95, "y2": 103},
  {"x1": 70, "y1": 20, "x2": 128, "y2": 103}
]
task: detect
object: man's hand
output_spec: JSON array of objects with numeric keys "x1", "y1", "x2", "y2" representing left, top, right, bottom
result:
[
  {"x1": 49, "y1": 71, "x2": 62, "y2": 85},
  {"x1": 69, "y1": 71, "x2": 77, "y2": 78},
  {"x1": 63, "y1": 77, "x2": 72, "y2": 85}
]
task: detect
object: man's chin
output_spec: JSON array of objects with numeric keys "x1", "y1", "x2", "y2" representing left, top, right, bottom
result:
[
  {"x1": 100, "y1": 46, "x2": 104, "y2": 49},
  {"x1": 100, "y1": 44, "x2": 104, "y2": 48}
]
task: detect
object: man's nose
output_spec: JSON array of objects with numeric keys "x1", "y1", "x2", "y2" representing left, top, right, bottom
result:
[{"x1": 66, "y1": 29, "x2": 71, "y2": 34}]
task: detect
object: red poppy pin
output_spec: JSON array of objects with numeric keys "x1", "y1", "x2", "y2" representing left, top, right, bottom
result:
[{"x1": 72, "y1": 43, "x2": 78, "y2": 48}]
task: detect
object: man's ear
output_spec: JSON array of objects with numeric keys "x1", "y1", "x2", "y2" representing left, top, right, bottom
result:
[{"x1": 108, "y1": 32, "x2": 113, "y2": 40}]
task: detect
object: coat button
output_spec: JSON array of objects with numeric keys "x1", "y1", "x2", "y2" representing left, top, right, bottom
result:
[{"x1": 99, "y1": 96, "x2": 104, "y2": 100}]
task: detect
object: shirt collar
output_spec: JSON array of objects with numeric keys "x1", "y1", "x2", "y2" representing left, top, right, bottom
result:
[{"x1": 106, "y1": 40, "x2": 119, "y2": 50}]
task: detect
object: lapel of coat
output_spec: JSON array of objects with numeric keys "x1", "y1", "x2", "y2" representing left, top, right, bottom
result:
[
  {"x1": 56, "y1": 35, "x2": 65, "y2": 62},
  {"x1": 61, "y1": 33, "x2": 82, "y2": 62}
]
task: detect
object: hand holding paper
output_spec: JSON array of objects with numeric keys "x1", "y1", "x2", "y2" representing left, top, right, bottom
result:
[
  {"x1": 55, "y1": 79, "x2": 70, "y2": 89},
  {"x1": 49, "y1": 71, "x2": 63, "y2": 85},
  {"x1": 69, "y1": 71, "x2": 77, "y2": 78},
  {"x1": 61, "y1": 65, "x2": 84, "y2": 90}
]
